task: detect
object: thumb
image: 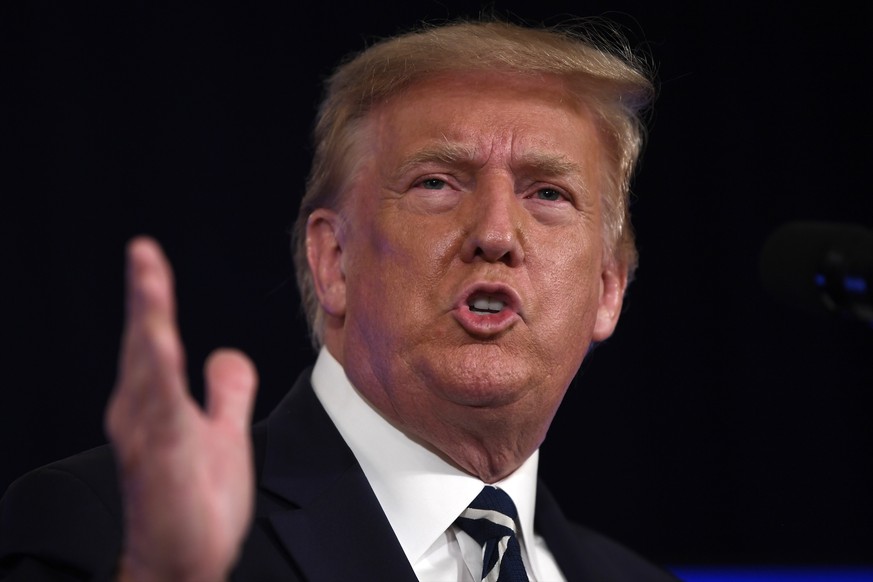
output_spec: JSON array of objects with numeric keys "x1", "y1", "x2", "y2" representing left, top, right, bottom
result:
[{"x1": 204, "y1": 349, "x2": 258, "y2": 432}]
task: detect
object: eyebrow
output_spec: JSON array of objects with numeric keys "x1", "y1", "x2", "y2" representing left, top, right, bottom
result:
[
  {"x1": 392, "y1": 142, "x2": 586, "y2": 180},
  {"x1": 392, "y1": 142, "x2": 480, "y2": 179},
  {"x1": 516, "y1": 151, "x2": 585, "y2": 179}
]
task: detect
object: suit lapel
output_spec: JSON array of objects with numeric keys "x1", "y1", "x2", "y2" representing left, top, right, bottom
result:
[
  {"x1": 258, "y1": 371, "x2": 418, "y2": 581},
  {"x1": 534, "y1": 481, "x2": 593, "y2": 582}
]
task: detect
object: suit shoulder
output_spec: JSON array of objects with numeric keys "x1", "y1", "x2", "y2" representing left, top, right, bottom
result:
[
  {"x1": 565, "y1": 522, "x2": 680, "y2": 582},
  {"x1": 536, "y1": 481, "x2": 678, "y2": 581},
  {"x1": 0, "y1": 444, "x2": 122, "y2": 580}
]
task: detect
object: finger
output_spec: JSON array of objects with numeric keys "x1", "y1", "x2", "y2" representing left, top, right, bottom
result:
[
  {"x1": 122, "y1": 236, "x2": 186, "y2": 399},
  {"x1": 204, "y1": 348, "x2": 258, "y2": 433},
  {"x1": 126, "y1": 236, "x2": 177, "y2": 324},
  {"x1": 107, "y1": 237, "x2": 188, "y2": 439}
]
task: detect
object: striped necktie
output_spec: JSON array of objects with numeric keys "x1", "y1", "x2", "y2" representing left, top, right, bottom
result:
[{"x1": 455, "y1": 486, "x2": 530, "y2": 582}]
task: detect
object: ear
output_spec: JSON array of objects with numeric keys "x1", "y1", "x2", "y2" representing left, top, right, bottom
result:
[
  {"x1": 306, "y1": 209, "x2": 346, "y2": 318},
  {"x1": 591, "y1": 258, "x2": 628, "y2": 342}
]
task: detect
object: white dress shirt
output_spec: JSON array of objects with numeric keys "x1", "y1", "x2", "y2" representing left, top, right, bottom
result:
[{"x1": 310, "y1": 347, "x2": 566, "y2": 582}]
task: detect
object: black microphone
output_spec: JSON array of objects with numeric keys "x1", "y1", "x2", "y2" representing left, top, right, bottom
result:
[{"x1": 759, "y1": 221, "x2": 873, "y2": 325}]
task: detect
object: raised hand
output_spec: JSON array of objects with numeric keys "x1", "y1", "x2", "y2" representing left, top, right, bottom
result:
[{"x1": 105, "y1": 237, "x2": 258, "y2": 582}]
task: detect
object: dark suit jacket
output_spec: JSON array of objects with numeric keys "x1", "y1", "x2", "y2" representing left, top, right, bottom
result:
[{"x1": 0, "y1": 371, "x2": 678, "y2": 581}]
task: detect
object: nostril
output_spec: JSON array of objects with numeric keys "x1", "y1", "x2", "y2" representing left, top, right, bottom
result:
[{"x1": 461, "y1": 217, "x2": 525, "y2": 266}]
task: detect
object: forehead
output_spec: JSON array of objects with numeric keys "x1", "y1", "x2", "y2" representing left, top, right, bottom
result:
[{"x1": 359, "y1": 71, "x2": 604, "y2": 172}]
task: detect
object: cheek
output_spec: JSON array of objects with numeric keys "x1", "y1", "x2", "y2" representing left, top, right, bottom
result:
[
  {"x1": 535, "y1": 235, "x2": 602, "y2": 328},
  {"x1": 346, "y1": 218, "x2": 453, "y2": 327},
  {"x1": 376, "y1": 214, "x2": 460, "y2": 282}
]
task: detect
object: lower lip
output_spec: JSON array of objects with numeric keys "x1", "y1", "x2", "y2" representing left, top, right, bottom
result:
[{"x1": 452, "y1": 305, "x2": 520, "y2": 337}]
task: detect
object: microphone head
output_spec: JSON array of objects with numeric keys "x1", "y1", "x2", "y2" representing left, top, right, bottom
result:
[{"x1": 759, "y1": 221, "x2": 873, "y2": 324}]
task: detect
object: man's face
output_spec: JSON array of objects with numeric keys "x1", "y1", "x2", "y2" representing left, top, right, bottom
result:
[{"x1": 308, "y1": 71, "x2": 626, "y2": 480}]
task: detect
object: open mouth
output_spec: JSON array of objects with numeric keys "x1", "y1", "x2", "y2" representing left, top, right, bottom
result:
[
  {"x1": 453, "y1": 284, "x2": 521, "y2": 336},
  {"x1": 468, "y1": 294, "x2": 506, "y2": 314}
]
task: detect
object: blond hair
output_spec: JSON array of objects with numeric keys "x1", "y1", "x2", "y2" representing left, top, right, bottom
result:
[{"x1": 292, "y1": 19, "x2": 654, "y2": 347}]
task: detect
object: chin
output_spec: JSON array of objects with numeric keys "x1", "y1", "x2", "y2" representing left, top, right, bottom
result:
[{"x1": 415, "y1": 344, "x2": 545, "y2": 408}]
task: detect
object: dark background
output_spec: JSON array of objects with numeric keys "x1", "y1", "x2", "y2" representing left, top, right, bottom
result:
[{"x1": 2, "y1": 0, "x2": 871, "y2": 569}]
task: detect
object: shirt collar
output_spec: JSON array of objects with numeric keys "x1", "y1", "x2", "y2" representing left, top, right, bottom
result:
[{"x1": 310, "y1": 347, "x2": 541, "y2": 567}]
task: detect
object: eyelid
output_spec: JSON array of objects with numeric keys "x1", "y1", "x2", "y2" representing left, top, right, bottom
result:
[
  {"x1": 411, "y1": 173, "x2": 459, "y2": 190},
  {"x1": 526, "y1": 183, "x2": 573, "y2": 203},
  {"x1": 416, "y1": 177, "x2": 444, "y2": 187}
]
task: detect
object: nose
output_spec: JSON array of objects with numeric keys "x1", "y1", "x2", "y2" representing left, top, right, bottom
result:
[{"x1": 460, "y1": 178, "x2": 525, "y2": 266}]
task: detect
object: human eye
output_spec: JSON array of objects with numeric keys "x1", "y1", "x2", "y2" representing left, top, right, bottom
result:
[
  {"x1": 534, "y1": 187, "x2": 564, "y2": 202},
  {"x1": 416, "y1": 177, "x2": 447, "y2": 190},
  {"x1": 402, "y1": 175, "x2": 460, "y2": 214},
  {"x1": 527, "y1": 184, "x2": 573, "y2": 204},
  {"x1": 522, "y1": 183, "x2": 581, "y2": 225}
]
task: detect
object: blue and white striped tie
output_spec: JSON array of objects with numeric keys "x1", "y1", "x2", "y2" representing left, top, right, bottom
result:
[{"x1": 456, "y1": 486, "x2": 530, "y2": 582}]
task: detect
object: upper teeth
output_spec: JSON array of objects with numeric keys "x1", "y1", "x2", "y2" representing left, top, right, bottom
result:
[{"x1": 471, "y1": 297, "x2": 505, "y2": 313}]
